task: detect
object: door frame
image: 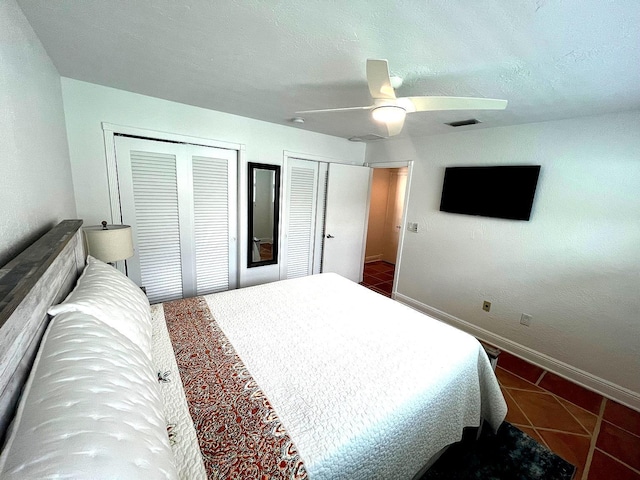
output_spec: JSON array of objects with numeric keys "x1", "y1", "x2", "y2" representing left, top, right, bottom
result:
[
  {"x1": 102, "y1": 122, "x2": 244, "y2": 284},
  {"x1": 364, "y1": 161, "x2": 414, "y2": 299}
]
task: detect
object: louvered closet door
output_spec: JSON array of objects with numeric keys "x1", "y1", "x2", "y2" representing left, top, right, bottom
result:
[
  {"x1": 115, "y1": 136, "x2": 237, "y2": 303},
  {"x1": 191, "y1": 149, "x2": 237, "y2": 296},
  {"x1": 117, "y1": 137, "x2": 184, "y2": 303},
  {"x1": 280, "y1": 158, "x2": 319, "y2": 279}
]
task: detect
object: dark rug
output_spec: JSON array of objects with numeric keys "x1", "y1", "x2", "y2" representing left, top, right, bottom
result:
[{"x1": 421, "y1": 422, "x2": 576, "y2": 480}]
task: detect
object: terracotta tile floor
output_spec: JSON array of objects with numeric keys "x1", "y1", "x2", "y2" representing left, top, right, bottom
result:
[
  {"x1": 496, "y1": 351, "x2": 640, "y2": 480},
  {"x1": 361, "y1": 261, "x2": 394, "y2": 297}
]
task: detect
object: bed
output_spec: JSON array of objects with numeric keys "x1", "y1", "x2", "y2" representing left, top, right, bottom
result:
[{"x1": 0, "y1": 220, "x2": 506, "y2": 479}]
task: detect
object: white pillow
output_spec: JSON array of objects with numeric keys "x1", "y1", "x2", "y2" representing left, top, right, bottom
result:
[
  {"x1": 0, "y1": 312, "x2": 178, "y2": 479},
  {"x1": 48, "y1": 255, "x2": 153, "y2": 358}
]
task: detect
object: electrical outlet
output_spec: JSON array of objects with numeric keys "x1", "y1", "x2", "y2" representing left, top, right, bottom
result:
[
  {"x1": 520, "y1": 313, "x2": 532, "y2": 326},
  {"x1": 482, "y1": 301, "x2": 491, "y2": 312}
]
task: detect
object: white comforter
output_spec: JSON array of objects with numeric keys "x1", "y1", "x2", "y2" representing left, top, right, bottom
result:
[{"x1": 197, "y1": 273, "x2": 507, "y2": 480}]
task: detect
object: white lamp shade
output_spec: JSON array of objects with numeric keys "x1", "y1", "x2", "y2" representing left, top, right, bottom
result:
[{"x1": 83, "y1": 224, "x2": 134, "y2": 263}]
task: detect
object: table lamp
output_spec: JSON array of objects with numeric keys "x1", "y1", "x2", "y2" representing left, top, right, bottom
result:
[{"x1": 83, "y1": 221, "x2": 134, "y2": 265}]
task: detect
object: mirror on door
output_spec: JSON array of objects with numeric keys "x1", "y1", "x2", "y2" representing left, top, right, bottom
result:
[{"x1": 248, "y1": 162, "x2": 280, "y2": 268}]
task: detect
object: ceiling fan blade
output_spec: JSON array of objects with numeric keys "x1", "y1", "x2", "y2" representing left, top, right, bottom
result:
[
  {"x1": 366, "y1": 59, "x2": 396, "y2": 100},
  {"x1": 382, "y1": 116, "x2": 405, "y2": 137},
  {"x1": 406, "y1": 96, "x2": 508, "y2": 112},
  {"x1": 296, "y1": 105, "x2": 373, "y2": 114}
]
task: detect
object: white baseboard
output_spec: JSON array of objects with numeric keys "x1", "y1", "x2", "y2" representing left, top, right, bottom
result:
[
  {"x1": 395, "y1": 292, "x2": 640, "y2": 412},
  {"x1": 365, "y1": 254, "x2": 383, "y2": 263}
]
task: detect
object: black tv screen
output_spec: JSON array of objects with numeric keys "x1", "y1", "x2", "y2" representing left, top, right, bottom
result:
[{"x1": 440, "y1": 165, "x2": 541, "y2": 221}]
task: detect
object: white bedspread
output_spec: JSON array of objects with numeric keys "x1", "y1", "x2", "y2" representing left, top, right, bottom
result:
[
  {"x1": 201, "y1": 273, "x2": 507, "y2": 480},
  {"x1": 151, "y1": 304, "x2": 207, "y2": 480}
]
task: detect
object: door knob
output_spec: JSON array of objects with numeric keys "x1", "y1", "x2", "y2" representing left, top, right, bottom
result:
[{"x1": 326, "y1": 234, "x2": 335, "y2": 239}]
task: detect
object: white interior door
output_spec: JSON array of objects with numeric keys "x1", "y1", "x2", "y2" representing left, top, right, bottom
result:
[
  {"x1": 322, "y1": 163, "x2": 372, "y2": 282},
  {"x1": 383, "y1": 168, "x2": 408, "y2": 263}
]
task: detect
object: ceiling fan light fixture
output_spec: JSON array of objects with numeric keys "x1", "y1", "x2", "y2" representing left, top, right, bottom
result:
[{"x1": 371, "y1": 105, "x2": 406, "y2": 124}]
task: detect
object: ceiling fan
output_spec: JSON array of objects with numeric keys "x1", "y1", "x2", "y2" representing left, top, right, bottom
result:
[{"x1": 297, "y1": 59, "x2": 508, "y2": 137}]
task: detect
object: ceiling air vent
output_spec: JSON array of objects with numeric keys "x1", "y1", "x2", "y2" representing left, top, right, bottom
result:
[
  {"x1": 348, "y1": 134, "x2": 386, "y2": 142},
  {"x1": 446, "y1": 119, "x2": 481, "y2": 127}
]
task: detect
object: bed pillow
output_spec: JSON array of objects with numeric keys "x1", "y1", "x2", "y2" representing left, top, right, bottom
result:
[
  {"x1": 0, "y1": 311, "x2": 178, "y2": 479},
  {"x1": 48, "y1": 255, "x2": 153, "y2": 358}
]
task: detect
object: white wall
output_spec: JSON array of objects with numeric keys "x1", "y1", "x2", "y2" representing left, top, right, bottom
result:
[
  {"x1": 61, "y1": 78, "x2": 365, "y2": 286},
  {"x1": 366, "y1": 112, "x2": 640, "y2": 408},
  {"x1": 0, "y1": 0, "x2": 76, "y2": 266}
]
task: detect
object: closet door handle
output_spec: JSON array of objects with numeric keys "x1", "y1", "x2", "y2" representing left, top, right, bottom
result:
[{"x1": 326, "y1": 234, "x2": 335, "y2": 239}]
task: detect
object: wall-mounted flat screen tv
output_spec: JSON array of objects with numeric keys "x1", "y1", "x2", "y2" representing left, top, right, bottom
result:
[{"x1": 439, "y1": 165, "x2": 541, "y2": 221}]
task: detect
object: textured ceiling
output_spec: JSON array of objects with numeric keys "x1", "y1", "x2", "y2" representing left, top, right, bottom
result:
[{"x1": 16, "y1": 0, "x2": 640, "y2": 140}]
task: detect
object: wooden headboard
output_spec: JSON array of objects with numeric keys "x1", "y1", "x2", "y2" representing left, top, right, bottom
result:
[{"x1": 0, "y1": 220, "x2": 84, "y2": 444}]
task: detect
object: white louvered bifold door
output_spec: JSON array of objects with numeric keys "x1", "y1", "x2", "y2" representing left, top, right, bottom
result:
[
  {"x1": 280, "y1": 158, "x2": 319, "y2": 279},
  {"x1": 115, "y1": 136, "x2": 237, "y2": 303},
  {"x1": 117, "y1": 137, "x2": 184, "y2": 303},
  {"x1": 191, "y1": 148, "x2": 237, "y2": 296}
]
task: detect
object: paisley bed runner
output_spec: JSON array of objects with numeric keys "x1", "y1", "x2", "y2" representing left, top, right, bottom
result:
[{"x1": 163, "y1": 297, "x2": 307, "y2": 480}]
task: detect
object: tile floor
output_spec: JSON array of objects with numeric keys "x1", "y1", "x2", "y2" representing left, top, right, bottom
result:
[
  {"x1": 361, "y1": 261, "x2": 395, "y2": 297},
  {"x1": 496, "y1": 350, "x2": 640, "y2": 480},
  {"x1": 361, "y1": 261, "x2": 640, "y2": 479},
  {"x1": 258, "y1": 242, "x2": 272, "y2": 261}
]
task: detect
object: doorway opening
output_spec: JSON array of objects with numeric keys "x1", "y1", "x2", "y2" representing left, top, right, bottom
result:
[{"x1": 361, "y1": 167, "x2": 408, "y2": 297}]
